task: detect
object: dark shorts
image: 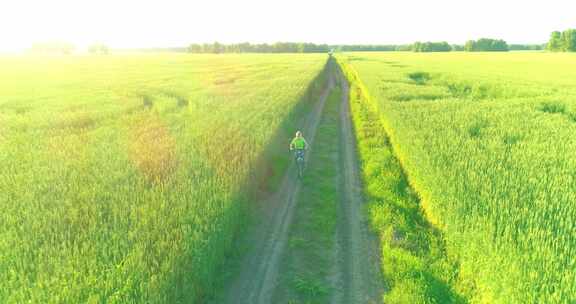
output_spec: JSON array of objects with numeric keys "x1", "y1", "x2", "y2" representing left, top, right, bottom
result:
[{"x1": 294, "y1": 149, "x2": 305, "y2": 160}]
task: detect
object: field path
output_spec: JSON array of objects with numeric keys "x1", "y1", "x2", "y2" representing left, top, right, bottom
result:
[
  {"x1": 331, "y1": 68, "x2": 383, "y2": 304},
  {"x1": 219, "y1": 63, "x2": 336, "y2": 304},
  {"x1": 218, "y1": 62, "x2": 382, "y2": 304}
]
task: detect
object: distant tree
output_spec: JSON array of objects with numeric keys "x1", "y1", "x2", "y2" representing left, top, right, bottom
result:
[
  {"x1": 186, "y1": 42, "x2": 415, "y2": 53},
  {"x1": 546, "y1": 29, "x2": 576, "y2": 52},
  {"x1": 296, "y1": 43, "x2": 305, "y2": 53},
  {"x1": 31, "y1": 41, "x2": 75, "y2": 55},
  {"x1": 187, "y1": 44, "x2": 203, "y2": 53},
  {"x1": 212, "y1": 42, "x2": 223, "y2": 54},
  {"x1": 412, "y1": 41, "x2": 451, "y2": 52},
  {"x1": 465, "y1": 38, "x2": 508, "y2": 52},
  {"x1": 464, "y1": 40, "x2": 475, "y2": 52},
  {"x1": 509, "y1": 44, "x2": 544, "y2": 51},
  {"x1": 439, "y1": 41, "x2": 452, "y2": 51},
  {"x1": 62, "y1": 44, "x2": 74, "y2": 54},
  {"x1": 272, "y1": 42, "x2": 301, "y2": 53},
  {"x1": 451, "y1": 44, "x2": 465, "y2": 51},
  {"x1": 395, "y1": 45, "x2": 412, "y2": 51},
  {"x1": 254, "y1": 43, "x2": 270, "y2": 53},
  {"x1": 562, "y1": 29, "x2": 576, "y2": 51},
  {"x1": 88, "y1": 43, "x2": 109, "y2": 55},
  {"x1": 238, "y1": 42, "x2": 250, "y2": 53},
  {"x1": 345, "y1": 44, "x2": 399, "y2": 52},
  {"x1": 412, "y1": 42, "x2": 422, "y2": 52},
  {"x1": 547, "y1": 31, "x2": 563, "y2": 51}
]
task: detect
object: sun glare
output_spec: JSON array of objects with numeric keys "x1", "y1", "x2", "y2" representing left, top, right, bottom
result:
[{"x1": 1, "y1": 0, "x2": 575, "y2": 52}]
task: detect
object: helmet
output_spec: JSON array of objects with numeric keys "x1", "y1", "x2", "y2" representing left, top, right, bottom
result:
[{"x1": 295, "y1": 131, "x2": 302, "y2": 137}]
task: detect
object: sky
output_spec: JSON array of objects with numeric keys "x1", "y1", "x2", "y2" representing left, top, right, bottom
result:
[{"x1": 0, "y1": 0, "x2": 574, "y2": 51}]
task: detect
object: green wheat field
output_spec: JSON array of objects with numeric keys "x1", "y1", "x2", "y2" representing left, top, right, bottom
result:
[
  {"x1": 339, "y1": 52, "x2": 576, "y2": 303},
  {"x1": 0, "y1": 54, "x2": 326, "y2": 303},
  {"x1": 1, "y1": 51, "x2": 575, "y2": 303}
]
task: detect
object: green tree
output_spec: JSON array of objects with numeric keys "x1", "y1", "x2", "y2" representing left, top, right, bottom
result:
[
  {"x1": 31, "y1": 41, "x2": 75, "y2": 55},
  {"x1": 562, "y1": 29, "x2": 576, "y2": 51},
  {"x1": 88, "y1": 43, "x2": 109, "y2": 55},
  {"x1": 187, "y1": 44, "x2": 203, "y2": 53},
  {"x1": 451, "y1": 44, "x2": 465, "y2": 51},
  {"x1": 412, "y1": 41, "x2": 451, "y2": 52},
  {"x1": 464, "y1": 40, "x2": 476, "y2": 51},
  {"x1": 212, "y1": 42, "x2": 223, "y2": 54},
  {"x1": 547, "y1": 31, "x2": 563, "y2": 51},
  {"x1": 465, "y1": 38, "x2": 508, "y2": 52},
  {"x1": 509, "y1": 44, "x2": 544, "y2": 51}
]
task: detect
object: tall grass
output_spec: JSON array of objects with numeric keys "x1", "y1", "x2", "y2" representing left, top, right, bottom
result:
[
  {"x1": 338, "y1": 59, "x2": 462, "y2": 303},
  {"x1": 340, "y1": 52, "x2": 576, "y2": 303},
  {"x1": 0, "y1": 54, "x2": 327, "y2": 303}
]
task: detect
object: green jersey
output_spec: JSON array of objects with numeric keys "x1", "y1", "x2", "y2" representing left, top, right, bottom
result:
[{"x1": 290, "y1": 137, "x2": 308, "y2": 150}]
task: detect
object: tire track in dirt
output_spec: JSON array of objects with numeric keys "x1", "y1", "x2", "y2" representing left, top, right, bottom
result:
[
  {"x1": 332, "y1": 68, "x2": 383, "y2": 304},
  {"x1": 219, "y1": 63, "x2": 335, "y2": 304}
]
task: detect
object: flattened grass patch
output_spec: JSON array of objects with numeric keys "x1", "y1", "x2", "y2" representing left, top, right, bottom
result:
[
  {"x1": 127, "y1": 114, "x2": 178, "y2": 183},
  {"x1": 539, "y1": 101, "x2": 566, "y2": 114},
  {"x1": 468, "y1": 119, "x2": 489, "y2": 138},
  {"x1": 408, "y1": 72, "x2": 431, "y2": 85}
]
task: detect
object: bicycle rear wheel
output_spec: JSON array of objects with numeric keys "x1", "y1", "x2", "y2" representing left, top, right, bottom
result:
[{"x1": 297, "y1": 159, "x2": 304, "y2": 179}]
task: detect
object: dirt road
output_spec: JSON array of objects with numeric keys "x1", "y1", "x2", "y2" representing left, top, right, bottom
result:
[
  {"x1": 219, "y1": 64, "x2": 335, "y2": 304},
  {"x1": 332, "y1": 68, "x2": 382, "y2": 304},
  {"x1": 217, "y1": 61, "x2": 382, "y2": 304}
]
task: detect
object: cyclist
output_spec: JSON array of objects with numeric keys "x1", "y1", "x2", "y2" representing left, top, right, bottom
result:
[{"x1": 289, "y1": 130, "x2": 308, "y2": 162}]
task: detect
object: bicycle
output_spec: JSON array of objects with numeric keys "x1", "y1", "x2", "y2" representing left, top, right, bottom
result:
[{"x1": 294, "y1": 149, "x2": 305, "y2": 179}]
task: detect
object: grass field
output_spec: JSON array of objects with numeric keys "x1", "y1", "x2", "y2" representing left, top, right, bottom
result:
[
  {"x1": 3, "y1": 51, "x2": 575, "y2": 304},
  {"x1": 339, "y1": 52, "x2": 576, "y2": 303},
  {"x1": 341, "y1": 61, "x2": 462, "y2": 303},
  {"x1": 0, "y1": 53, "x2": 327, "y2": 303}
]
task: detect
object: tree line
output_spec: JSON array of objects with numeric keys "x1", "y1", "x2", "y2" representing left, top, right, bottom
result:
[
  {"x1": 29, "y1": 41, "x2": 111, "y2": 55},
  {"x1": 412, "y1": 41, "x2": 452, "y2": 52},
  {"x1": 186, "y1": 40, "x2": 547, "y2": 54},
  {"x1": 339, "y1": 44, "x2": 409, "y2": 52},
  {"x1": 406, "y1": 40, "x2": 543, "y2": 52},
  {"x1": 30, "y1": 41, "x2": 75, "y2": 54},
  {"x1": 186, "y1": 42, "x2": 422, "y2": 53},
  {"x1": 464, "y1": 38, "x2": 509, "y2": 52},
  {"x1": 88, "y1": 44, "x2": 110, "y2": 55},
  {"x1": 509, "y1": 44, "x2": 545, "y2": 51},
  {"x1": 547, "y1": 29, "x2": 576, "y2": 51},
  {"x1": 410, "y1": 40, "x2": 541, "y2": 52},
  {"x1": 29, "y1": 38, "x2": 551, "y2": 55},
  {"x1": 187, "y1": 42, "x2": 331, "y2": 53}
]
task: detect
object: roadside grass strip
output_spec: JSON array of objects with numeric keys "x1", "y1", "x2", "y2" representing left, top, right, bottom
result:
[{"x1": 338, "y1": 58, "x2": 464, "y2": 304}]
